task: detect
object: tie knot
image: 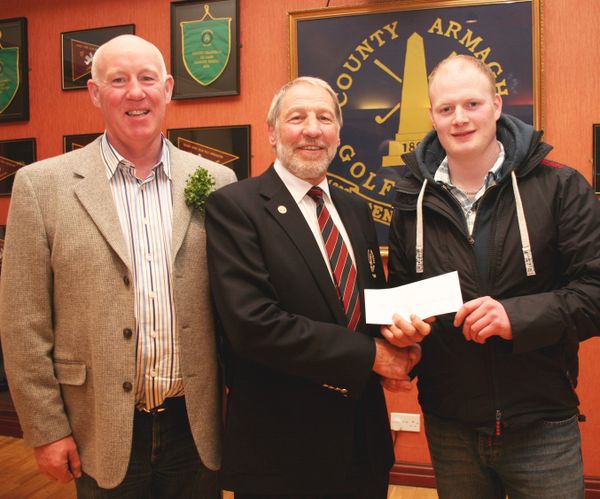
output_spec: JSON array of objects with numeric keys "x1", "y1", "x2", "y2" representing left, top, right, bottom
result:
[{"x1": 307, "y1": 186, "x2": 324, "y2": 203}]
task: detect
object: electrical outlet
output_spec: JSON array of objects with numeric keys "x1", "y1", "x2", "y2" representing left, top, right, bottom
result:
[{"x1": 390, "y1": 412, "x2": 421, "y2": 432}]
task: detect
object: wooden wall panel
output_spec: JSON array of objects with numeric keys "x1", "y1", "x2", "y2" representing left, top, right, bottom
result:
[{"x1": 1, "y1": 0, "x2": 599, "y2": 477}]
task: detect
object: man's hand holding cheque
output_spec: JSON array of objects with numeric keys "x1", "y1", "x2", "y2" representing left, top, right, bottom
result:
[{"x1": 381, "y1": 313, "x2": 434, "y2": 348}]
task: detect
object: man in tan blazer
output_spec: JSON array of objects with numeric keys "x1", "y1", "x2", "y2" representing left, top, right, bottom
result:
[{"x1": 0, "y1": 35, "x2": 235, "y2": 497}]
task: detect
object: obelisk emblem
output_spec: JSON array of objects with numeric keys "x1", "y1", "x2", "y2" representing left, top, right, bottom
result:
[{"x1": 382, "y1": 33, "x2": 431, "y2": 167}]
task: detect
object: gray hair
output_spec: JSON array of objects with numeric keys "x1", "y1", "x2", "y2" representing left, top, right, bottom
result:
[{"x1": 267, "y1": 76, "x2": 343, "y2": 128}]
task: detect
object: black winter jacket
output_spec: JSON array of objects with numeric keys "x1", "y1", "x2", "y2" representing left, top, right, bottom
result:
[{"x1": 388, "y1": 114, "x2": 600, "y2": 433}]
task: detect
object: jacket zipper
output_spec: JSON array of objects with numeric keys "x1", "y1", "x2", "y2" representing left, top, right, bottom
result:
[
  {"x1": 496, "y1": 409, "x2": 502, "y2": 436},
  {"x1": 474, "y1": 185, "x2": 505, "y2": 437},
  {"x1": 411, "y1": 179, "x2": 504, "y2": 435}
]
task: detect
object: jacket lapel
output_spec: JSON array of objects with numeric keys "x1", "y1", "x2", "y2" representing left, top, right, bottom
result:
[
  {"x1": 169, "y1": 144, "x2": 194, "y2": 263},
  {"x1": 260, "y1": 167, "x2": 347, "y2": 325},
  {"x1": 73, "y1": 139, "x2": 131, "y2": 271}
]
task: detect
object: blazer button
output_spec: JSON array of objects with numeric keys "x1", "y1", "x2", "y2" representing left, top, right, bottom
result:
[
  {"x1": 123, "y1": 275, "x2": 130, "y2": 286},
  {"x1": 123, "y1": 328, "x2": 133, "y2": 339},
  {"x1": 123, "y1": 381, "x2": 133, "y2": 392}
]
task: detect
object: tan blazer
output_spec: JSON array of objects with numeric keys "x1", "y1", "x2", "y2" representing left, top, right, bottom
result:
[{"x1": 0, "y1": 138, "x2": 236, "y2": 488}]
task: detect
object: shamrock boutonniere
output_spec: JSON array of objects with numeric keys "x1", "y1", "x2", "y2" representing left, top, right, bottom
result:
[{"x1": 184, "y1": 167, "x2": 216, "y2": 215}]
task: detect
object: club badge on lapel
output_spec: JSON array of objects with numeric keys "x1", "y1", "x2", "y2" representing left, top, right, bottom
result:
[
  {"x1": 277, "y1": 205, "x2": 287, "y2": 214},
  {"x1": 368, "y1": 248, "x2": 377, "y2": 278}
]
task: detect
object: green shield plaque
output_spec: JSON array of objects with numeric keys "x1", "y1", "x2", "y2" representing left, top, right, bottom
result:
[
  {"x1": 181, "y1": 17, "x2": 231, "y2": 87},
  {"x1": 0, "y1": 47, "x2": 20, "y2": 114}
]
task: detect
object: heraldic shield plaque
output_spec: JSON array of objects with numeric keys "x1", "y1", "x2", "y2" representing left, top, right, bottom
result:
[
  {"x1": 61, "y1": 24, "x2": 135, "y2": 90},
  {"x1": 0, "y1": 17, "x2": 29, "y2": 123},
  {"x1": 290, "y1": 0, "x2": 541, "y2": 249},
  {"x1": 171, "y1": 0, "x2": 239, "y2": 99}
]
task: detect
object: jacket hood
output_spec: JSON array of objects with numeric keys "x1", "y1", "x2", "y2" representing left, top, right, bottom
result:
[{"x1": 408, "y1": 114, "x2": 541, "y2": 183}]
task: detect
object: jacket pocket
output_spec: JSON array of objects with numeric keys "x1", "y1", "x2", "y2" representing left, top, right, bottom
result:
[{"x1": 54, "y1": 360, "x2": 87, "y2": 386}]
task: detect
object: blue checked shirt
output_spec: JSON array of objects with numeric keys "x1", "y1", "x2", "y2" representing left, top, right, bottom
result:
[
  {"x1": 434, "y1": 142, "x2": 505, "y2": 235},
  {"x1": 101, "y1": 134, "x2": 183, "y2": 410}
]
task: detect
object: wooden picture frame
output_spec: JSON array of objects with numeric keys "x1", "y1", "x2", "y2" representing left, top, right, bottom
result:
[
  {"x1": 0, "y1": 17, "x2": 29, "y2": 123},
  {"x1": 63, "y1": 133, "x2": 102, "y2": 153},
  {"x1": 61, "y1": 24, "x2": 135, "y2": 90},
  {"x1": 167, "y1": 125, "x2": 249, "y2": 180},
  {"x1": 170, "y1": 0, "x2": 239, "y2": 99},
  {"x1": 0, "y1": 225, "x2": 5, "y2": 267},
  {"x1": 0, "y1": 138, "x2": 36, "y2": 195},
  {"x1": 290, "y1": 0, "x2": 542, "y2": 248}
]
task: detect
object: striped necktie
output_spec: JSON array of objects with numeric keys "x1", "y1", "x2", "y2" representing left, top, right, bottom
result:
[{"x1": 307, "y1": 186, "x2": 361, "y2": 331}]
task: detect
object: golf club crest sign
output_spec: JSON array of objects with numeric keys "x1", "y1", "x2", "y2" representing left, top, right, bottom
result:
[{"x1": 294, "y1": 2, "x2": 536, "y2": 244}]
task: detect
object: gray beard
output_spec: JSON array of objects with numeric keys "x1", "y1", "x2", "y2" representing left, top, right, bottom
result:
[{"x1": 276, "y1": 141, "x2": 333, "y2": 181}]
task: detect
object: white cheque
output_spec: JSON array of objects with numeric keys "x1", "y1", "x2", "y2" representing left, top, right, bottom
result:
[{"x1": 364, "y1": 271, "x2": 463, "y2": 325}]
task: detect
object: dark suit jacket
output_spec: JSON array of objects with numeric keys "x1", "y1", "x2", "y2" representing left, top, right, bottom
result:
[{"x1": 205, "y1": 166, "x2": 394, "y2": 494}]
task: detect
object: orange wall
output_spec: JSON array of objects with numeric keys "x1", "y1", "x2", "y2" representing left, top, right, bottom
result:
[
  {"x1": 2, "y1": 0, "x2": 599, "y2": 477},
  {"x1": 543, "y1": 0, "x2": 600, "y2": 479}
]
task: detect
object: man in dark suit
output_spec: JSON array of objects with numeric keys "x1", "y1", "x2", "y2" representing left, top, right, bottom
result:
[{"x1": 205, "y1": 77, "x2": 426, "y2": 498}]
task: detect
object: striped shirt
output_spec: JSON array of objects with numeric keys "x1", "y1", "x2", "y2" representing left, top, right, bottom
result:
[
  {"x1": 434, "y1": 141, "x2": 505, "y2": 235},
  {"x1": 101, "y1": 134, "x2": 182, "y2": 410}
]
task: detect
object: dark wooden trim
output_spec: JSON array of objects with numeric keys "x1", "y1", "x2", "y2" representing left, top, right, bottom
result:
[
  {"x1": 586, "y1": 477, "x2": 600, "y2": 498},
  {"x1": 390, "y1": 461, "x2": 600, "y2": 497},
  {"x1": 389, "y1": 461, "x2": 436, "y2": 489}
]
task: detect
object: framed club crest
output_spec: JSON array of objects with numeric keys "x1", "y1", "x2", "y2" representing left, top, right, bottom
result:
[
  {"x1": 167, "y1": 125, "x2": 249, "y2": 180},
  {"x1": 0, "y1": 138, "x2": 36, "y2": 195},
  {"x1": 170, "y1": 0, "x2": 239, "y2": 99},
  {"x1": 0, "y1": 17, "x2": 29, "y2": 123},
  {"x1": 63, "y1": 133, "x2": 102, "y2": 153},
  {"x1": 61, "y1": 24, "x2": 135, "y2": 90},
  {"x1": 290, "y1": 0, "x2": 541, "y2": 249}
]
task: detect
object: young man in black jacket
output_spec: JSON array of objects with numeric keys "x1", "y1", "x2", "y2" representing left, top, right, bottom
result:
[{"x1": 384, "y1": 55, "x2": 600, "y2": 498}]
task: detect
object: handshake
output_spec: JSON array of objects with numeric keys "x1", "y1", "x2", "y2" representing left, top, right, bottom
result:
[
  {"x1": 372, "y1": 313, "x2": 433, "y2": 392},
  {"x1": 372, "y1": 293, "x2": 512, "y2": 391}
]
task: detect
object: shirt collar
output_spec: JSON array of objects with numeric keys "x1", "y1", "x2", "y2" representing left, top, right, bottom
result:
[
  {"x1": 101, "y1": 133, "x2": 172, "y2": 180},
  {"x1": 434, "y1": 140, "x2": 505, "y2": 187},
  {"x1": 273, "y1": 159, "x2": 331, "y2": 204}
]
